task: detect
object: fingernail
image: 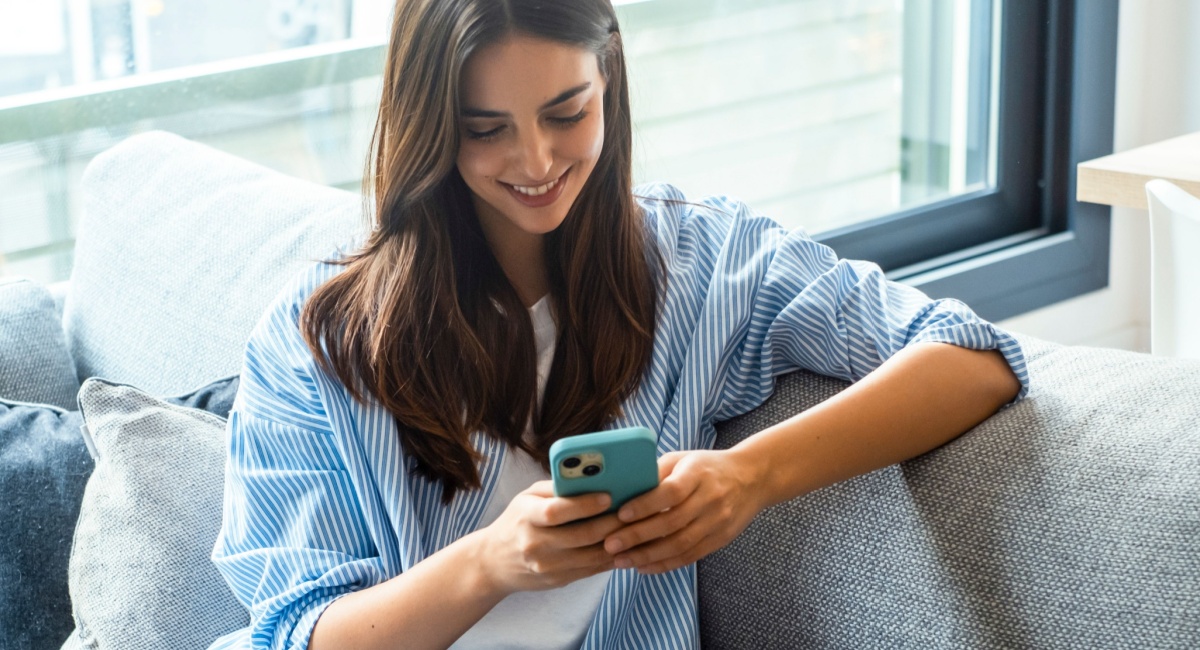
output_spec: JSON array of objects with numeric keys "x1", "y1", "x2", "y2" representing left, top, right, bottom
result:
[
  {"x1": 618, "y1": 508, "x2": 634, "y2": 522},
  {"x1": 606, "y1": 539, "x2": 624, "y2": 554},
  {"x1": 615, "y1": 557, "x2": 633, "y2": 569}
]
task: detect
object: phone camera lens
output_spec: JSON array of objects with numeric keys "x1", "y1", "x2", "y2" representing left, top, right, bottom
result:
[
  {"x1": 563, "y1": 457, "x2": 581, "y2": 469},
  {"x1": 583, "y1": 464, "x2": 601, "y2": 476}
]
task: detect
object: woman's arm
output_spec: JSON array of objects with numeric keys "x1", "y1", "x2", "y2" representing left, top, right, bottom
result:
[
  {"x1": 603, "y1": 341, "x2": 1021, "y2": 574},
  {"x1": 735, "y1": 341, "x2": 1021, "y2": 508},
  {"x1": 311, "y1": 483, "x2": 621, "y2": 650},
  {"x1": 309, "y1": 531, "x2": 502, "y2": 650}
]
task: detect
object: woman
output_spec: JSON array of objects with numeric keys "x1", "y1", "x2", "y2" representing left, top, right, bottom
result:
[{"x1": 210, "y1": 0, "x2": 1028, "y2": 648}]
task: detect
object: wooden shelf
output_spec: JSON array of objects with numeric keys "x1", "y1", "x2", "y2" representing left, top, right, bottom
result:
[{"x1": 1077, "y1": 131, "x2": 1200, "y2": 210}]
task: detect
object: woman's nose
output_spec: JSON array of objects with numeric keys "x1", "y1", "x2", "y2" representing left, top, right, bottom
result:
[{"x1": 515, "y1": 129, "x2": 553, "y2": 181}]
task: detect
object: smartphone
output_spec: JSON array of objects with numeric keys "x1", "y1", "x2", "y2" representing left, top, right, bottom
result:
[{"x1": 550, "y1": 426, "x2": 659, "y2": 514}]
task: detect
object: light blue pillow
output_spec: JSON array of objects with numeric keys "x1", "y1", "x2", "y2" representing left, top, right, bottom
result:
[{"x1": 0, "y1": 278, "x2": 80, "y2": 410}]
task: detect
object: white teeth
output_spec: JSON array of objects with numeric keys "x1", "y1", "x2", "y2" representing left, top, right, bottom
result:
[{"x1": 511, "y1": 176, "x2": 559, "y2": 196}]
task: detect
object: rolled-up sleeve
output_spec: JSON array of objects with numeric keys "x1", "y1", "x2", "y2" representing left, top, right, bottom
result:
[
  {"x1": 747, "y1": 225, "x2": 1029, "y2": 394},
  {"x1": 646, "y1": 189, "x2": 1030, "y2": 421},
  {"x1": 210, "y1": 281, "x2": 388, "y2": 649}
]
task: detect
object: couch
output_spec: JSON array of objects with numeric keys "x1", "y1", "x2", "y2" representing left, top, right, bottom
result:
[{"x1": 1, "y1": 131, "x2": 1196, "y2": 649}]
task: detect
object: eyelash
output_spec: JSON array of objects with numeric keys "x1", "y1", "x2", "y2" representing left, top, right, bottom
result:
[{"x1": 464, "y1": 110, "x2": 589, "y2": 142}]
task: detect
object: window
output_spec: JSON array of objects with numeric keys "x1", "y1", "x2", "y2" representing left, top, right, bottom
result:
[
  {"x1": 622, "y1": 0, "x2": 998, "y2": 235},
  {"x1": 0, "y1": 0, "x2": 385, "y2": 281},
  {"x1": 0, "y1": 0, "x2": 1117, "y2": 322}
]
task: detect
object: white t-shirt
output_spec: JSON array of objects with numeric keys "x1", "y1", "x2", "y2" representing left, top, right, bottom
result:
[{"x1": 450, "y1": 295, "x2": 612, "y2": 650}]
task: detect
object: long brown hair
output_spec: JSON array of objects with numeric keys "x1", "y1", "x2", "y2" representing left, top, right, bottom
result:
[{"x1": 300, "y1": 0, "x2": 658, "y2": 503}]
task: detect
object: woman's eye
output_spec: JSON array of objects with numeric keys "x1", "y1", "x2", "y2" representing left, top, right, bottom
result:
[
  {"x1": 549, "y1": 110, "x2": 588, "y2": 127},
  {"x1": 465, "y1": 125, "x2": 505, "y2": 141}
]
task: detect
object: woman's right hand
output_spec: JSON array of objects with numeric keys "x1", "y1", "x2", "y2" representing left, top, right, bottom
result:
[{"x1": 474, "y1": 480, "x2": 623, "y2": 595}]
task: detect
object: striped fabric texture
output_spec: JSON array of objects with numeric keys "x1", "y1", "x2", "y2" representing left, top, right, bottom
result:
[{"x1": 209, "y1": 182, "x2": 1030, "y2": 649}]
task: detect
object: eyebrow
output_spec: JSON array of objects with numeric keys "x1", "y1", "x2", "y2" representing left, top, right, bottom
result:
[{"x1": 461, "y1": 82, "x2": 592, "y2": 118}]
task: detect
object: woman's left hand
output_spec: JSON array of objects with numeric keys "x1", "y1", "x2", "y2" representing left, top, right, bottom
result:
[{"x1": 602, "y1": 449, "x2": 766, "y2": 575}]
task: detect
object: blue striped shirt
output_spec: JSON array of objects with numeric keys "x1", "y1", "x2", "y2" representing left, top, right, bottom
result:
[{"x1": 209, "y1": 182, "x2": 1030, "y2": 649}]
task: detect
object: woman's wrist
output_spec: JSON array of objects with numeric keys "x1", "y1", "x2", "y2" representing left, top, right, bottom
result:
[
  {"x1": 726, "y1": 415, "x2": 835, "y2": 511},
  {"x1": 459, "y1": 527, "x2": 515, "y2": 602},
  {"x1": 723, "y1": 442, "x2": 786, "y2": 513}
]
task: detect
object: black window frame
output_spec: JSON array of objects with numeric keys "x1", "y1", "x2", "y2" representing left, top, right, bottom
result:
[{"x1": 818, "y1": 0, "x2": 1118, "y2": 322}]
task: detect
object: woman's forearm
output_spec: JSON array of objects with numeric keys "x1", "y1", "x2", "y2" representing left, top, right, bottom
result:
[
  {"x1": 310, "y1": 530, "x2": 504, "y2": 650},
  {"x1": 731, "y1": 342, "x2": 1022, "y2": 510},
  {"x1": 309, "y1": 481, "x2": 619, "y2": 649}
]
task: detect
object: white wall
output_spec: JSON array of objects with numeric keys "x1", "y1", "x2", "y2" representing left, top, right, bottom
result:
[
  {"x1": 1190, "y1": 0, "x2": 1200, "y2": 134},
  {"x1": 997, "y1": 0, "x2": 1200, "y2": 351}
]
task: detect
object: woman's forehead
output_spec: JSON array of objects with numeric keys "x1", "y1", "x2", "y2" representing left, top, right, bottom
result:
[{"x1": 460, "y1": 34, "x2": 604, "y2": 112}]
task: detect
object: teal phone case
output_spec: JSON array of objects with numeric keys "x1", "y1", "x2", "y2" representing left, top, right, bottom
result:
[{"x1": 550, "y1": 427, "x2": 659, "y2": 513}]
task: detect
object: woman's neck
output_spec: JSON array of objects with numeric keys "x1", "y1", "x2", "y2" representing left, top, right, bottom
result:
[
  {"x1": 475, "y1": 204, "x2": 550, "y2": 308},
  {"x1": 501, "y1": 244, "x2": 550, "y2": 308}
]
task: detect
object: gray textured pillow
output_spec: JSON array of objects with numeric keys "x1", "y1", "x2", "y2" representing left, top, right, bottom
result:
[
  {"x1": 700, "y1": 336, "x2": 1200, "y2": 649},
  {"x1": 61, "y1": 378, "x2": 248, "y2": 650},
  {"x1": 1, "y1": 376, "x2": 241, "y2": 650},
  {"x1": 0, "y1": 278, "x2": 80, "y2": 409}
]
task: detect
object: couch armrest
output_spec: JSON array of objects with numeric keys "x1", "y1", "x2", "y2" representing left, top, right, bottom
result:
[{"x1": 700, "y1": 335, "x2": 1200, "y2": 649}]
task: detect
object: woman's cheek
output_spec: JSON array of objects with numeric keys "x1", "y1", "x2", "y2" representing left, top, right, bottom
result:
[
  {"x1": 456, "y1": 142, "x2": 484, "y2": 176},
  {"x1": 581, "y1": 113, "x2": 605, "y2": 160},
  {"x1": 457, "y1": 142, "x2": 505, "y2": 187}
]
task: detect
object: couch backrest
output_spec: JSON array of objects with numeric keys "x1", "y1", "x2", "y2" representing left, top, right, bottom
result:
[{"x1": 65, "y1": 131, "x2": 366, "y2": 396}]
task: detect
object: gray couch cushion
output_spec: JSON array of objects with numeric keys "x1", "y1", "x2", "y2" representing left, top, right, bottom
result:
[
  {"x1": 62, "y1": 378, "x2": 248, "y2": 650},
  {"x1": 0, "y1": 278, "x2": 80, "y2": 409},
  {"x1": 65, "y1": 130, "x2": 365, "y2": 396},
  {"x1": 700, "y1": 336, "x2": 1200, "y2": 648}
]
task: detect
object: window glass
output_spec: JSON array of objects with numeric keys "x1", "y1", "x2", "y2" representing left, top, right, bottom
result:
[
  {"x1": 0, "y1": 0, "x2": 998, "y2": 283},
  {"x1": 0, "y1": 0, "x2": 367, "y2": 89},
  {"x1": 621, "y1": 0, "x2": 999, "y2": 233},
  {"x1": 0, "y1": 0, "x2": 381, "y2": 282}
]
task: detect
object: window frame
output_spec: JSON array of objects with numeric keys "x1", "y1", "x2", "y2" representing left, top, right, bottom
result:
[{"x1": 822, "y1": 0, "x2": 1118, "y2": 322}]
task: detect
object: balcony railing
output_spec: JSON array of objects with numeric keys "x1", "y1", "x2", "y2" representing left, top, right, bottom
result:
[
  {"x1": 2, "y1": 0, "x2": 962, "y2": 286},
  {"x1": 0, "y1": 40, "x2": 387, "y2": 281},
  {"x1": 0, "y1": 39, "x2": 386, "y2": 145}
]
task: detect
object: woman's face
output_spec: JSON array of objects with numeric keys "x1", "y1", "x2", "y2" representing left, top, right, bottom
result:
[{"x1": 456, "y1": 34, "x2": 607, "y2": 248}]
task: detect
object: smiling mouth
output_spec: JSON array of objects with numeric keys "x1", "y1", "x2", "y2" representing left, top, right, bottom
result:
[
  {"x1": 509, "y1": 174, "x2": 563, "y2": 197},
  {"x1": 501, "y1": 168, "x2": 571, "y2": 208}
]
